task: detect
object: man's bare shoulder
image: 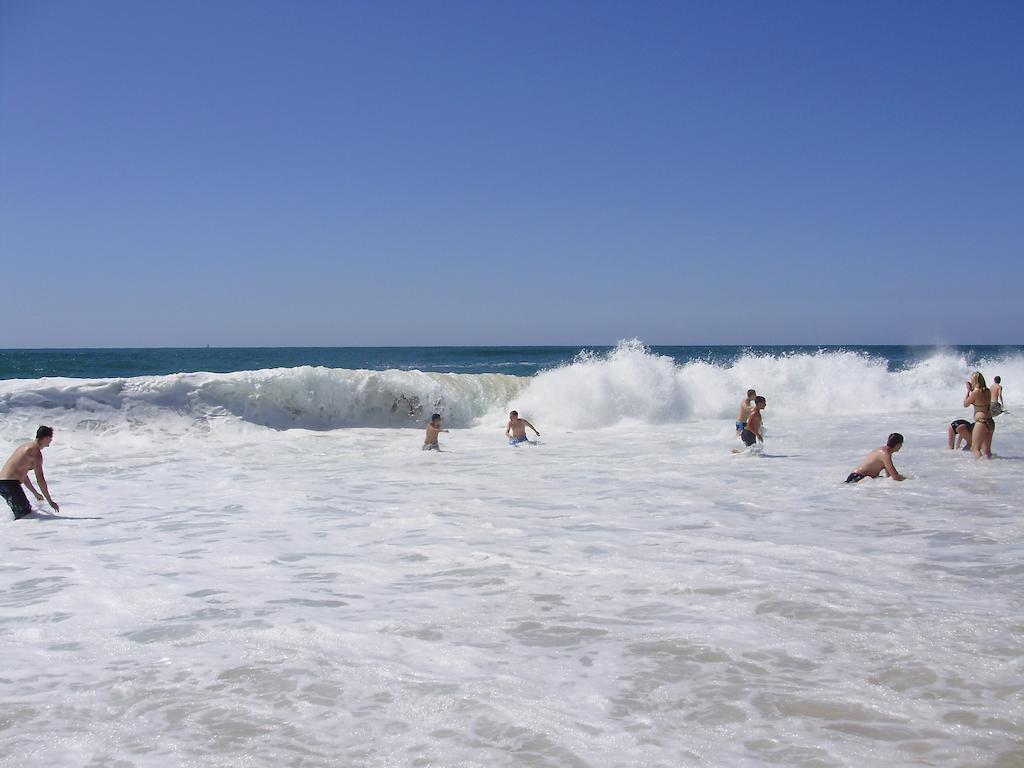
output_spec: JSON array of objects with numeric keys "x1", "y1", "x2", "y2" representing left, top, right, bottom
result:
[{"x1": 860, "y1": 447, "x2": 882, "y2": 463}]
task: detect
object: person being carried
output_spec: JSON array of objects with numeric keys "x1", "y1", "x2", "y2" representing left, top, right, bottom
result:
[
  {"x1": 948, "y1": 419, "x2": 973, "y2": 451},
  {"x1": 506, "y1": 410, "x2": 540, "y2": 445},
  {"x1": 0, "y1": 426, "x2": 60, "y2": 519},
  {"x1": 423, "y1": 413, "x2": 448, "y2": 451},
  {"x1": 845, "y1": 433, "x2": 905, "y2": 483},
  {"x1": 734, "y1": 396, "x2": 766, "y2": 451},
  {"x1": 991, "y1": 375, "x2": 1004, "y2": 416},
  {"x1": 736, "y1": 389, "x2": 757, "y2": 436}
]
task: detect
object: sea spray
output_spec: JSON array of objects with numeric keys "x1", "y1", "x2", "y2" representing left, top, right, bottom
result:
[
  {"x1": 511, "y1": 342, "x2": 1024, "y2": 428},
  {"x1": 2, "y1": 341, "x2": 1022, "y2": 431}
]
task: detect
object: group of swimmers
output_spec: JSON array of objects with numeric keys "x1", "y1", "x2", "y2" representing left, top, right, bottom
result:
[
  {"x1": 948, "y1": 373, "x2": 1004, "y2": 460},
  {"x1": 849, "y1": 371, "x2": 1004, "y2": 482},
  {"x1": 735, "y1": 389, "x2": 767, "y2": 449},
  {"x1": 731, "y1": 388, "x2": 906, "y2": 483},
  {"x1": 1, "y1": 411, "x2": 548, "y2": 518},
  {"x1": 0, "y1": 375, "x2": 1010, "y2": 519},
  {"x1": 422, "y1": 410, "x2": 541, "y2": 451},
  {"x1": 732, "y1": 373, "x2": 1005, "y2": 483}
]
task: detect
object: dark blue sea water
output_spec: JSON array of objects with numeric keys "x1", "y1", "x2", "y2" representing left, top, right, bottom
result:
[{"x1": 1, "y1": 345, "x2": 1020, "y2": 380}]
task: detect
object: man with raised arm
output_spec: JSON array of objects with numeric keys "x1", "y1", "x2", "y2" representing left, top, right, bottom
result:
[
  {"x1": 0, "y1": 426, "x2": 60, "y2": 519},
  {"x1": 423, "y1": 413, "x2": 449, "y2": 451}
]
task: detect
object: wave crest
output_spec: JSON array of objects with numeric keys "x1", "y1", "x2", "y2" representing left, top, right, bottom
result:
[
  {"x1": 0, "y1": 367, "x2": 526, "y2": 430},
  {"x1": 511, "y1": 340, "x2": 1022, "y2": 428},
  {"x1": 2, "y1": 342, "x2": 1020, "y2": 431}
]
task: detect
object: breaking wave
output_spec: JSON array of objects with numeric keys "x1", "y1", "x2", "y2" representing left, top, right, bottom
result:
[
  {"x1": 1, "y1": 341, "x2": 1020, "y2": 431},
  {"x1": 0, "y1": 367, "x2": 526, "y2": 430}
]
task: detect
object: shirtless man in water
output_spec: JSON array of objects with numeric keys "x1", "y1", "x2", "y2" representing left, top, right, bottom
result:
[
  {"x1": 736, "y1": 389, "x2": 756, "y2": 436},
  {"x1": 423, "y1": 413, "x2": 448, "y2": 451},
  {"x1": 734, "y1": 396, "x2": 765, "y2": 451},
  {"x1": 0, "y1": 426, "x2": 60, "y2": 519},
  {"x1": 506, "y1": 411, "x2": 540, "y2": 445},
  {"x1": 991, "y1": 376, "x2": 1004, "y2": 415},
  {"x1": 845, "y1": 433, "x2": 905, "y2": 483}
]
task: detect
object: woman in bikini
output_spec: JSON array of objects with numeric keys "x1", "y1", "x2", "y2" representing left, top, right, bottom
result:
[{"x1": 963, "y1": 371, "x2": 994, "y2": 459}]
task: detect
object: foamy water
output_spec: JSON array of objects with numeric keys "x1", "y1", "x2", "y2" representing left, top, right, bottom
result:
[{"x1": 1, "y1": 346, "x2": 1022, "y2": 766}]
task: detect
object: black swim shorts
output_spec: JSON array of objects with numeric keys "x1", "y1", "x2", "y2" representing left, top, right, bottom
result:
[
  {"x1": 740, "y1": 429, "x2": 757, "y2": 447},
  {"x1": 0, "y1": 480, "x2": 32, "y2": 519}
]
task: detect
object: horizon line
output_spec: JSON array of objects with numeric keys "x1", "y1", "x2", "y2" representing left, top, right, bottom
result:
[{"x1": 2, "y1": 343, "x2": 1022, "y2": 352}]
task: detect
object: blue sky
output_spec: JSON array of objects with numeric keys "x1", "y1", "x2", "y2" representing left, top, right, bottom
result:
[{"x1": 1, "y1": 0, "x2": 1021, "y2": 347}]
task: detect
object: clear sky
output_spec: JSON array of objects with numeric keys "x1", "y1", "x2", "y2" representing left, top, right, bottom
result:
[{"x1": 1, "y1": 0, "x2": 1021, "y2": 347}]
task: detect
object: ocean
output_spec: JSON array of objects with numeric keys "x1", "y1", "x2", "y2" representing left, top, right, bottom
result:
[
  {"x1": 3, "y1": 343, "x2": 1022, "y2": 380},
  {"x1": 1, "y1": 342, "x2": 1022, "y2": 767}
]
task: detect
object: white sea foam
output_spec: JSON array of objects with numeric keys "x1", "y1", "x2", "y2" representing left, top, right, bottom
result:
[
  {"x1": 513, "y1": 340, "x2": 1024, "y2": 428},
  {"x1": 0, "y1": 398, "x2": 1021, "y2": 766},
  {"x1": 2, "y1": 341, "x2": 1023, "y2": 766},
  {"x1": 3, "y1": 341, "x2": 1020, "y2": 433}
]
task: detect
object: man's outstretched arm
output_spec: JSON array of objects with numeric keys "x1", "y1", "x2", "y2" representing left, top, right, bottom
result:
[
  {"x1": 33, "y1": 462, "x2": 59, "y2": 511},
  {"x1": 524, "y1": 420, "x2": 540, "y2": 435},
  {"x1": 882, "y1": 453, "x2": 905, "y2": 481},
  {"x1": 22, "y1": 475, "x2": 43, "y2": 501}
]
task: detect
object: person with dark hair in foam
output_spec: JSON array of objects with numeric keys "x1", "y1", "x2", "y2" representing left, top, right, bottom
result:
[
  {"x1": 948, "y1": 419, "x2": 973, "y2": 451},
  {"x1": 423, "y1": 413, "x2": 448, "y2": 451},
  {"x1": 0, "y1": 426, "x2": 60, "y2": 519},
  {"x1": 845, "y1": 433, "x2": 905, "y2": 483}
]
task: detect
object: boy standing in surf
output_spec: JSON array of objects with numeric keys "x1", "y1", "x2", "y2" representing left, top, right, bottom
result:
[
  {"x1": 734, "y1": 396, "x2": 766, "y2": 451},
  {"x1": 506, "y1": 411, "x2": 540, "y2": 445},
  {"x1": 0, "y1": 426, "x2": 60, "y2": 519},
  {"x1": 423, "y1": 413, "x2": 448, "y2": 451},
  {"x1": 736, "y1": 389, "x2": 756, "y2": 436},
  {"x1": 845, "y1": 433, "x2": 905, "y2": 483},
  {"x1": 991, "y1": 376, "x2": 1004, "y2": 415}
]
